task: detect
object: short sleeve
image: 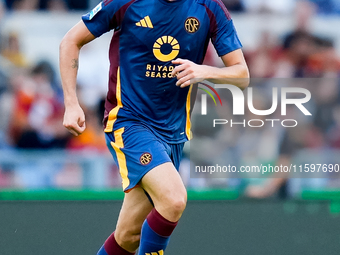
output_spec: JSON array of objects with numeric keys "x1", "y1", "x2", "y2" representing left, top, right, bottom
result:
[
  {"x1": 209, "y1": 0, "x2": 242, "y2": 56},
  {"x1": 82, "y1": 0, "x2": 132, "y2": 38}
]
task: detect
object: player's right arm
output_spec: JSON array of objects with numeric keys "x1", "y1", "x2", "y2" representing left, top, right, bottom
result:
[
  {"x1": 60, "y1": 0, "x2": 129, "y2": 136},
  {"x1": 59, "y1": 21, "x2": 95, "y2": 136}
]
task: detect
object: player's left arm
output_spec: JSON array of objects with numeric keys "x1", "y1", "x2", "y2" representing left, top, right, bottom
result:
[{"x1": 171, "y1": 48, "x2": 249, "y2": 89}]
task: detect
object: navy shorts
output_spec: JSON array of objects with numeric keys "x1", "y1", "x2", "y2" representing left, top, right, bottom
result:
[{"x1": 105, "y1": 123, "x2": 184, "y2": 192}]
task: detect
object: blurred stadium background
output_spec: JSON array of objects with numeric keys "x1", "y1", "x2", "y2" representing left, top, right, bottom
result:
[{"x1": 1, "y1": 0, "x2": 340, "y2": 254}]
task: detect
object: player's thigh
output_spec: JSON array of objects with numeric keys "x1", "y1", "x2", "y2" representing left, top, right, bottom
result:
[
  {"x1": 105, "y1": 124, "x2": 174, "y2": 192},
  {"x1": 140, "y1": 162, "x2": 187, "y2": 220},
  {"x1": 115, "y1": 187, "x2": 153, "y2": 240}
]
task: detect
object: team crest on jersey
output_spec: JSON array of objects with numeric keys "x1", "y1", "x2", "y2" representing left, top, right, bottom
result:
[
  {"x1": 185, "y1": 17, "x2": 200, "y2": 33},
  {"x1": 140, "y1": 152, "x2": 152, "y2": 165},
  {"x1": 89, "y1": 2, "x2": 103, "y2": 20}
]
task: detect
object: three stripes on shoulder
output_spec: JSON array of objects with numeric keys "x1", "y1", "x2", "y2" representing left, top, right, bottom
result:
[
  {"x1": 136, "y1": 16, "x2": 153, "y2": 28},
  {"x1": 145, "y1": 250, "x2": 164, "y2": 255}
]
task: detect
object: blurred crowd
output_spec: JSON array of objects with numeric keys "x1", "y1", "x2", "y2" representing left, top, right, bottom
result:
[
  {"x1": 195, "y1": 1, "x2": 340, "y2": 198},
  {"x1": 0, "y1": 0, "x2": 109, "y2": 188},
  {"x1": 224, "y1": 0, "x2": 340, "y2": 15},
  {"x1": 190, "y1": 77, "x2": 340, "y2": 198},
  {"x1": 245, "y1": 1, "x2": 340, "y2": 78},
  {"x1": 0, "y1": 0, "x2": 340, "y2": 197},
  {"x1": 3, "y1": 0, "x2": 88, "y2": 12}
]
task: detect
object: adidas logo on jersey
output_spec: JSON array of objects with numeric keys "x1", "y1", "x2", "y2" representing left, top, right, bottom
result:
[
  {"x1": 145, "y1": 250, "x2": 164, "y2": 255},
  {"x1": 136, "y1": 16, "x2": 153, "y2": 28}
]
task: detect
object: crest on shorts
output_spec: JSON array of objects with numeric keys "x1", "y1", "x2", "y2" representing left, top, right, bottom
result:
[
  {"x1": 185, "y1": 17, "x2": 200, "y2": 33},
  {"x1": 140, "y1": 152, "x2": 152, "y2": 165}
]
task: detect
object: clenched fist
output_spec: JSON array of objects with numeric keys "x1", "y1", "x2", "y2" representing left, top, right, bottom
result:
[{"x1": 63, "y1": 104, "x2": 86, "y2": 136}]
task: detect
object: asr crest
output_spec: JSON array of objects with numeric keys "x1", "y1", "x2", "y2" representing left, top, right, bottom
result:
[
  {"x1": 185, "y1": 17, "x2": 200, "y2": 33},
  {"x1": 140, "y1": 152, "x2": 152, "y2": 165}
]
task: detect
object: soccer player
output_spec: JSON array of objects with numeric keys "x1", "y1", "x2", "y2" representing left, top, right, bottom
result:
[{"x1": 59, "y1": 0, "x2": 249, "y2": 254}]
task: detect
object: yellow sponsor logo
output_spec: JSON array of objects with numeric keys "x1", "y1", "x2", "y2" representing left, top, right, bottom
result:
[
  {"x1": 153, "y1": 36, "x2": 180, "y2": 62},
  {"x1": 145, "y1": 64, "x2": 174, "y2": 78}
]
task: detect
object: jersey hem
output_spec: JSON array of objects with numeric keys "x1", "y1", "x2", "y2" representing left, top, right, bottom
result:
[{"x1": 103, "y1": 118, "x2": 189, "y2": 145}]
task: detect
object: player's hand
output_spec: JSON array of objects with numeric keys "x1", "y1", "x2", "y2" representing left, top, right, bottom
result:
[
  {"x1": 171, "y1": 59, "x2": 207, "y2": 88},
  {"x1": 63, "y1": 104, "x2": 86, "y2": 136}
]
